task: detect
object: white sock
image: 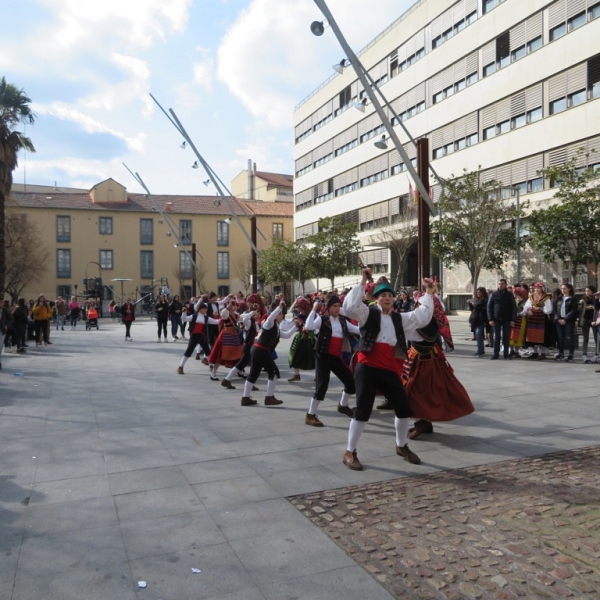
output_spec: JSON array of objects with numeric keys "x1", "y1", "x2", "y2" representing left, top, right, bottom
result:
[
  {"x1": 225, "y1": 366, "x2": 237, "y2": 382},
  {"x1": 340, "y1": 391, "x2": 351, "y2": 407},
  {"x1": 347, "y1": 419, "x2": 366, "y2": 452},
  {"x1": 395, "y1": 417, "x2": 411, "y2": 447},
  {"x1": 211, "y1": 365, "x2": 219, "y2": 377},
  {"x1": 266, "y1": 377, "x2": 277, "y2": 396},
  {"x1": 243, "y1": 380, "x2": 254, "y2": 397},
  {"x1": 180, "y1": 356, "x2": 188, "y2": 368},
  {"x1": 308, "y1": 397, "x2": 320, "y2": 415},
  {"x1": 195, "y1": 344, "x2": 201, "y2": 354}
]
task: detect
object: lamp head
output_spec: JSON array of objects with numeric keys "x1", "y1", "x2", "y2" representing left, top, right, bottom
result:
[
  {"x1": 354, "y1": 97, "x2": 368, "y2": 112},
  {"x1": 374, "y1": 135, "x2": 388, "y2": 150},
  {"x1": 180, "y1": 141, "x2": 187, "y2": 149},
  {"x1": 192, "y1": 161, "x2": 199, "y2": 169},
  {"x1": 214, "y1": 198, "x2": 221, "y2": 207},
  {"x1": 310, "y1": 20, "x2": 325, "y2": 36},
  {"x1": 224, "y1": 217, "x2": 231, "y2": 224},
  {"x1": 333, "y1": 58, "x2": 349, "y2": 74},
  {"x1": 203, "y1": 179, "x2": 210, "y2": 186}
]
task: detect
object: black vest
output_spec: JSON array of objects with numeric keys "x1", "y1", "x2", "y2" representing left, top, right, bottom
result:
[
  {"x1": 244, "y1": 319, "x2": 257, "y2": 346},
  {"x1": 190, "y1": 312, "x2": 208, "y2": 332},
  {"x1": 255, "y1": 323, "x2": 280, "y2": 352},
  {"x1": 356, "y1": 308, "x2": 408, "y2": 360},
  {"x1": 411, "y1": 318, "x2": 439, "y2": 357},
  {"x1": 315, "y1": 315, "x2": 351, "y2": 354}
]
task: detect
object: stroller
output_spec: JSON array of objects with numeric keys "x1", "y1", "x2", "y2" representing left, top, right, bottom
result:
[{"x1": 86, "y1": 306, "x2": 99, "y2": 330}]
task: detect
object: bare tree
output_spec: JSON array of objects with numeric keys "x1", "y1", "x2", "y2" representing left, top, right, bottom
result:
[
  {"x1": 4, "y1": 213, "x2": 49, "y2": 302},
  {"x1": 173, "y1": 261, "x2": 208, "y2": 299},
  {"x1": 235, "y1": 255, "x2": 252, "y2": 294},
  {"x1": 368, "y1": 196, "x2": 417, "y2": 289}
]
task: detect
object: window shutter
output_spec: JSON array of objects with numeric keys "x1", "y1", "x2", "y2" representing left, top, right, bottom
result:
[
  {"x1": 430, "y1": 14, "x2": 442, "y2": 39},
  {"x1": 548, "y1": 0, "x2": 566, "y2": 28},
  {"x1": 482, "y1": 40, "x2": 495, "y2": 66},
  {"x1": 432, "y1": 128, "x2": 445, "y2": 149},
  {"x1": 527, "y1": 155, "x2": 544, "y2": 179},
  {"x1": 313, "y1": 140, "x2": 333, "y2": 162},
  {"x1": 454, "y1": 114, "x2": 467, "y2": 140},
  {"x1": 548, "y1": 71, "x2": 567, "y2": 102},
  {"x1": 389, "y1": 148, "x2": 401, "y2": 168},
  {"x1": 368, "y1": 59, "x2": 388, "y2": 82},
  {"x1": 453, "y1": 0, "x2": 466, "y2": 23},
  {"x1": 587, "y1": 136, "x2": 600, "y2": 159},
  {"x1": 526, "y1": 11, "x2": 543, "y2": 40},
  {"x1": 481, "y1": 168, "x2": 497, "y2": 184},
  {"x1": 466, "y1": 111, "x2": 478, "y2": 135},
  {"x1": 390, "y1": 197, "x2": 400, "y2": 216},
  {"x1": 481, "y1": 104, "x2": 497, "y2": 128},
  {"x1": 454, "y1": 55, "x2": 467, "y2": 81},
  {"x1": 511, "y1": 92, "x2": 526, "y2": 117},
  {"x1": 525, "y1": 84, "x2": 543, "y2": 111},
  {"x1": 466, "y1": 51, "x2": 478, "y2": 76},
  {"x1": 430, "y1": 71, "x2": 445, "y2": 96},
  {"x1": 358, "y1": 112, "x2": 381, "y2": 137},
  {"x1": 548, "y1": 147, "x2": 568, "y2": 166},
  {"x1": 296, "y1": 152, "x2": 312, "y2": 171},
  {"x1": 334, "y1": 124, "x2": 358, "y2": 149},
  {"x1": 465, "y1": 0, "x2": 477, "y2": 14},
  {"x1": 496, "y1": 164, "x2": 511, "y2": 185},
  {"x1": 511, "y1": 159, "x2": 527, "y2": 183},
  {"x1": 566, "y1": 63, "x2": 587, "y2": 94},
  {"x1": 567, "y1": 0, "x2": 586, "y2": 19},
  {"x1": 510, "y1": 22, "x2": 526, "y2": 51}
]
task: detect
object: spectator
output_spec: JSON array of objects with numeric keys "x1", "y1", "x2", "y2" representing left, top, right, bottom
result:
[
  {"x1": 12, "y1": 298, "x2": 29, "y2": 353},
  {"x1": 578, "y1": 286, "x2": 598, "y2": 364},
  {"x1": 69, "y1": 297, "x2": 81, "y2": 329},
  {"x1": 469, "y1": 287, "x2": 489, "y2": 357},
  {"x1": 154, "y1": 294, "x2": 170, "y2": 342},
  {"x1": 395, "y1": 290, "x2": 413, "y2": 313},
  {"x1": 32, "y1": 294, "x2": 52, "y2": 348},
  {"x1": 121, "y1": 298, "x2": 136, "y2": 341},
  {"x1": 487, "y1": 279, "x2": 517, "y2": 360},
  {"x1": 169, "y1": 294, "x2": 184, "y2": 341},
  {"x1": 554, "y1": 283, "x2": 577, "y2": 362},
  {"x1": 55, "y1": 296, "x2": 67, "y2": 331}
]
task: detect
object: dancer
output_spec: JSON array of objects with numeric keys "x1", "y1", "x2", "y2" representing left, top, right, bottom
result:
[
  {"x1": 303, "y1": 296, "x2": 360, "y2": 427},
  {"x1": 287, "y1": 297, "x2": 316, "y2": 382},
  {"x1": 221, "y1": 305, "x2": 261, "y2": 390},
  {"x1": 402, "y1": 292, "x2": 474, "y2": 439},
  {"x1": 239, "y1": 301, "x2": 297, "y2": 406},
  {"x1": 207, "y1": 299, "x2": 242, "y2": 381},
  {"x1": 509, "y1": 286, "x2": 529, "y2": 358},
  {"x1": 177, "y1": 302, "x2": 220, "y2": 374},
  {"x1": 341, "y1": 269, "x2": 436, "y2": 471},
  {"x1": 522, "y1": 282, "x2": 553, "y2": 360}
]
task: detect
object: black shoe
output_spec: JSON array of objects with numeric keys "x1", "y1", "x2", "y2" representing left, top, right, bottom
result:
[
  {"x1": 566, "y1": 356, "x2": 574, "y2": 363},
  {"x1": 527, "y1": 353, "x2": 539, "y2": 360},
  {"x1": 210, "y1": 375, "x2": 219, "y2": 381},
  {"x1": 490, "y1": 354, "x2": 499, "y2": 360}
]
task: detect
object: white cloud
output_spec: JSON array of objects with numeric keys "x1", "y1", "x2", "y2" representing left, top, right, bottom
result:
[{"x1": 217, "y1": 0, "x2": 415, "y2": 130}]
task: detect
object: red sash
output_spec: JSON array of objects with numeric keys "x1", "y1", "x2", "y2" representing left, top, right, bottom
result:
[
  {"x1": 357, "y1": 342, "x2": 403, "y2": 377},
  {"x1": 192, "y1": 322, "x2": 205, "y2": 335},
  {"x1": 328, "y1": 337, "x2": 343, "y2": 358}
]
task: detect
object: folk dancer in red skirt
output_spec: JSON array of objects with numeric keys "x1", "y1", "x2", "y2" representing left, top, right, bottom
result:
[
  {"x1": 341, "y1": 269, "x2": 436, "y2": 471},
  {"x1": 522, "y1": 282, "x2": 553, "y2": 360},
  {"x1": 207, "y1": 299, "x2": 242, "y2": 381},
  {"x1": 177, "y1": 301, "x2": 221, "y2": 374},
  {"x1": 240, "y1": 302, "x2": 297, "y2": 406},
  {"x1": 509, "y1": 286, "x2": 529, "y2": 358},
  {"x1": 401, "y1": 292, "x2": 474, "y2": 439},
  {"x1": 221, "y1": 306, "x2": 261, "y2": 390},
  {"x1": 303, "y1": 296, "x2": 360, "y2": 427}
]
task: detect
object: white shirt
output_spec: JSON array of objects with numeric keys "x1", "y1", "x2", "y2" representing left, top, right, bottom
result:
[
  {"x1": 343, "y1": 284, "x2": 434, "y2": 345},
  {"x1": 523, "y1": 297, "x2": 553, "y2": 315},
  {"x1": 261, "y1": 305, "x2": 297, "y2": 339},
  {"x1": 305, "y1": 311, "x2": 360, "y2": 337}
]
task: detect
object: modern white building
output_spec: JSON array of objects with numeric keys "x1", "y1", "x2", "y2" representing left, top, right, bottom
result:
[{"x1": 293, "y1": 0, "x2": 600, "y2": 306}]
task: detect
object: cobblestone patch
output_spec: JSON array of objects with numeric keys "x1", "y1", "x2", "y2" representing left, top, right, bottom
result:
[{"x1": 289, "y1": 446, "x2": 600, "y2": 599}]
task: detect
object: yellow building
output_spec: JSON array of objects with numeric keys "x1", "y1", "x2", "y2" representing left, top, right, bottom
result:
[
  {"x1": 231, "y1": 162, "x2": 294, "y2": 202},
  {"x1": 7, "y1": 177, "x2": 293, "y2": 303}
]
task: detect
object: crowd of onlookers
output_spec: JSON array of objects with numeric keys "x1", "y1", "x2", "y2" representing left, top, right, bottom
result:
[
  {"x1": 0, "y1": 295, "x2": 104, "y2": 368},
  {"x1": 468, "y1": 280, "x2": 600, "y2": 366}
]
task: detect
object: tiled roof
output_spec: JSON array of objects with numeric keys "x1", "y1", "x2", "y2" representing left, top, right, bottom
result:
[
  {"x1": 254, "y1": 171, "x2": 293, "y2": 188},
  {"x1": 8, "y1": 191, "x2": 294, "y2": 218}
]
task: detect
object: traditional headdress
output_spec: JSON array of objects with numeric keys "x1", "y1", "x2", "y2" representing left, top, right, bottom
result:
[
  {"x1": 372, "y1": 282, "x2": 396, "y2": 297},
  {"x1": 294, "y1": 296, "x2": 311, "y2": 312},
  {"x1": 513, "y1": 286, "x2": 528, "y2": 300},
  {"x1": 532, "y1": 281, "x2": 547, "y2": 293}
]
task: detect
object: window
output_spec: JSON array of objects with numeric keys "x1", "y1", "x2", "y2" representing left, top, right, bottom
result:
[
  {"x1": 483, "y1": 62, "x2": 496, "y2": 77},
  {"x1": 179, "y1": 251, "x2": 192, "y2": 279},
  {"x1": 140, "y1": 250, "x2": 154, "y2": 279},
  {"x1": 443, "y1": 85, "x2": 454, "y2": 98},
  {"x1": 99, "y1": 249, "x2": 113, "y2": 269},
  {"x1": 217, "y1": 285, "x2": 230, "y2": 297},
  {"x1": 483, "y1": 0, "x2": 495, "y2": 14},
  {"x1": 512, "y1": 113, "x2": 526, "y2": 129},
  {"x1": 527, "y1": 36, "x2": 542, "y2": 53},
  {"x1": 180, "y1": 220, "x2": 192, "y2": 245},
  {"x1": 466, "y1": 10, "x2": 477, "y2": 25},
  {"x1": 484, "y1": 125, "x2": 496, "y2": 140},
  {"x1": 569, "y1": 89, "x2": 586, "y2": 107},
  {"x1": 455, "y1": 19, "x2": 465, "y2": 33},
  {"x1": 550, "y1": 23, "x2": 566, "y2": 41},
  {"x1": 57, "y1": 249, "x2": 71, "y2": 278},
  {"x1": 499, "y1": 55, "x2": 510, "y2": 69},
  {"x1": 589, "y1": 55, "x2": 600, "y2": 98},
  {"x1": 433, "y1": 91, "x2": 443, "y2": 104},
  {"x1": 528, "y1": 178, "x2": 543, "y2": 193},
  {"x1": 513, "y1": 182, "x2": 527, "y2": 195},
  {"x1": 466, "y1": 132, "x2": 479, "y2": 146},
  {"x1": 511, "y1": 45, "x2": 525, "y2": 62},
  {"x1": 217, "y1": 221, "x2": 229, "y2": 246},
  {"x1": 56, "y1": 216, "x2": 70, "y2": 242},
  {"x1": 527, "y1": 107, "x2": 543, "y2": 122},
  {"x1": 217, "y1": 252, "x2": 229, "y2": 279},
  {"x1": 433, "y1": 147, "x2": 444, "y2": 159},
  {"x1": 99, "y1": 216, "x2": 113, "y2": 235},
  {"x1": 140, "y1": 218, "x2": 153, "y2": 244},
  {"x1": 456, "y1": 137, "x2": 466, "y2": 150},
  {"x1": 443, "y1": 142, "x2": 455, "y2": 155},
  {"x1": 590, "y1": 2, "x2": 600, "y2": 20},
  {"x1": 568, "y1": 11, "x2": 586, "y2": 31},
  {"x1": 467, "y1": 72, "x2": 478, "y2": 86},
  {"x1": 416, "y1": 101, "x2": 426, "y2": 113},
  {"x1": 550, "y1": 97, "x2": 567, "y2": 114},
  {"x1": 498, "y1": 119, "x2": 510, "y2": 134},
  {"x1": 432, "y1": 35, "x2": 442, "y2": 49},
  {"x1": 272, "y1": 223, "x2": 283, "y2": 240},
  {"x1": 594, "y1": 81, "x2": 600, "y2": 99},
  {"x1": 442, "y1": 27, "x2": 453, "y2": 42},
  {"x1": 455, "y1": 78, "x2": 466, "y2": 92}
]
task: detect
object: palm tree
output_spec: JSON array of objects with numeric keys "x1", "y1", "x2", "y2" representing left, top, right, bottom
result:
[{"x1": 0, "y1": 76, "x2": 36, "y2": 295}]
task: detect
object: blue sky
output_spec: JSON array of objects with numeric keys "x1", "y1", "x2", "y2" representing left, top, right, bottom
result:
[{"x1": 2, "y1": 0, "x2": 415, "y2": 195}]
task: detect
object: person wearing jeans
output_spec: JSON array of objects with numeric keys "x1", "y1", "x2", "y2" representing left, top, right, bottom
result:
[
  {"x1": 55, "y1": 296, "x2": 67, "y2": 330},
  {"x1": 554, "y1": 283, "x2": 578, "y2": 362},
  {"x1": 470, "y1": 287, "x2": 489, "y2": 357},
  {"x1": 487, "y1": 279, "x2": 517, "y2": 360}
]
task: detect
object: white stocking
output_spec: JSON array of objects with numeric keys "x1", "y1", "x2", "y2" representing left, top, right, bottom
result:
[
  {"x1": 211, "y1": 365, "x2": 219, "y2": 377},
  {"x1": 340, "y1": 391, "x2": 352, "y2": 407},
  {"x1": 395, "y1": 417, "x2": 411, "y2": 447},
  {"x1": 243, "y1": 380, "x2": 254, "y2": 397},
  {"x1": 347, "y1": 419, "x2": 366, "y2": 452},
  {"x1": 179, "y1": 356, "x2": 188, "y2": 368},
  {"x1": 266, "y1": 377, "x2": 277, "y2": 396},
  {"x1": 308, "y1": 397, "x2": 320, "y2": 415},
  {"x1": 225, "y1": 366, "x2": 237, "y2": 381}
]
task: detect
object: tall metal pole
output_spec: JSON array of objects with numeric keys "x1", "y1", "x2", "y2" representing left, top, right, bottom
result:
[
  {"x1": 192, "y1": 242, "x2": 197, "y2": 298},
  {"x1": 251, "y1": 217, "x2": 258, "y2": 293},
  {"x1": 417, "y1": 138, "x2": 431, "y2": 282},
  {"x1": 312, "y1": 0, "x2": 436, "y2": 216},
  {"x1": 515, "y1": 188, "x2": 521, "y2": 284}
]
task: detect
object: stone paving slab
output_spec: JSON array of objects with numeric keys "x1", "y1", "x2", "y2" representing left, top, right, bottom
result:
[{"x1": 290, "y1": 445, "x2": 600, "y2": 599}]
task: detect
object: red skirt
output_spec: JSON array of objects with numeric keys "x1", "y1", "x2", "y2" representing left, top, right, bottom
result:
[
  {"x1": 208, "y1": 326, "x2": 242, "y2": 367},
  {"x1": 401, "y1": 346, "x2": 474, "y2": 422}
]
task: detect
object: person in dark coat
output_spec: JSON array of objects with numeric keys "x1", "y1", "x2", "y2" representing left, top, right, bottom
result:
[{"x1": 486, "y1": 279, "x2": 517, "y2": 360}]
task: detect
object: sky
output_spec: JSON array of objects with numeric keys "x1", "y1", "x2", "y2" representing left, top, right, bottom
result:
[{"x1": 2, "y1": 0, "x2": 416, "y2": 195}]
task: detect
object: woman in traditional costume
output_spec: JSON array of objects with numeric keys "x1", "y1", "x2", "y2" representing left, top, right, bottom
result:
[
  {"x1": 287, "y1": 297, "x2": 316, "y2": 382},
  {"x1": 509, "y1": 286, "x2": 529, "y2": 358},
  {"x1": 522, "y1": 282, "x2": 553, "y2": 360},
  {"x1": 207, "y1": 300, "x2": 242, "y2": 380}
]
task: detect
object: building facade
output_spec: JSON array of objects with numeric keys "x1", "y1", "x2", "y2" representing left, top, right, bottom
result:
[
  {"x1": 293, "y1": 0, "x2": 600, "y2": 305},
  {"x1": 7, "y1": 178, "x2": 293, "y2": 303}
]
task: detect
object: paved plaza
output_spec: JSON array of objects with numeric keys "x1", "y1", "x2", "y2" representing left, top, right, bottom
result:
[{"x1": 0, "y1": 313, "x2": 598, "y2": 599}]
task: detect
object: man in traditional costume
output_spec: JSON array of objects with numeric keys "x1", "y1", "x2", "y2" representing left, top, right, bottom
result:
[
  {"x1": 341, "y1": 269, "x2": 436, "y2": 471},
  {"x1": 177, "y1": 301, "x2": 220, "y2": 374},
  {"x1": 303, "y1": 296, "x2": 361, "y2": 427}
]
